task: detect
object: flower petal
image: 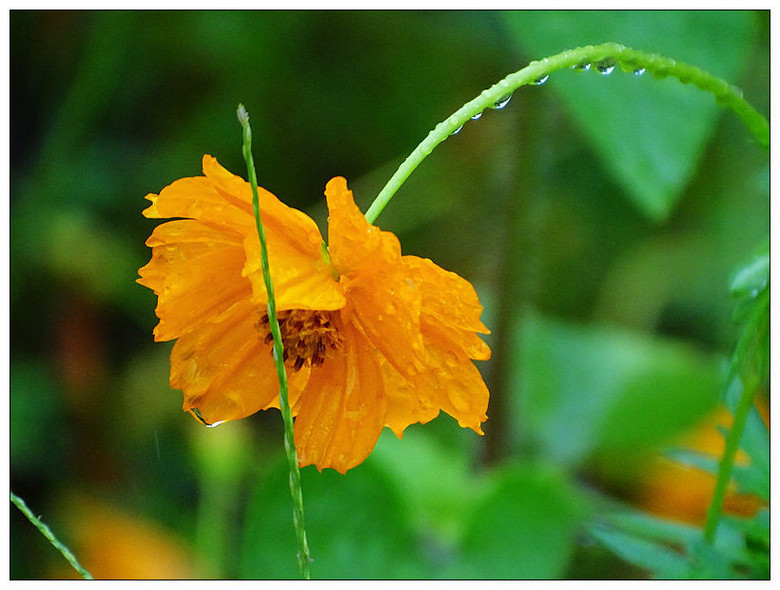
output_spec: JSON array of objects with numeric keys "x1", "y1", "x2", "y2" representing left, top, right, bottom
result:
[
  {"x1": 293, "y1": 317, "x2": 386, "y2": 473},
  {"x1": 325, "y1": 177, "x2": 427, "y2": 377},
  {"x1": 382, "y1": 334, "x2": 489, "y2": 437},
  {"x1": 242, "y1": 233, "x2": 345, "y2": 312},
  {"x1": 170, "y1": 297, "x2": 280, "y2": 424},
  {"x1": 142, "y1": 162, "x2": 253, "y2": 231},
  {"x1": 142, "y1": 154, "x2": 345, "y2": 314},
  {"x1": 381, "y1": 359, "x2": 441, "y2": 438},
  {"x1": 403, "y1": 255, "x2": 491, "y2": 360},
  {"x1": 138, "y1": 219, "x2": 250, "y2": 342},
  {"x1": 416, "y1": 327, "x2": 490, "y2": 433},
  {"x1": 345, "y1": 262, "x2": 428, "y2": 379},
  {"x1": 325, "y1": 176, "x2": 402, "y2": 275}
]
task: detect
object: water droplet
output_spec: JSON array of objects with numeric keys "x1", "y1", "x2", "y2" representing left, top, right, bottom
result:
[
  {"x1": 532, "y1": 74, "x2": 549, "y2": 85},
  {"x1": 190, "y1": 407, "x2": 224, "y2": 427},
  {"x1": 491, "y1": 93, "x2": 513, "y2": 109},
  {"x1": 385, "y1": 303, "x2": 397, "y2": 315},
  {"x1": 471, "y1": 112, "x2": 483, "y2": 120},
  {"x1": 633, "y1": 68, "x2": 646, "y2": 76},
  {"x1": 596, "y1": 59, "x2": 616, "y2": 75},
  {"x1": 451, "y1": 125, "x2": 464, "y2": 135},
  {"x1": 572, "y1": 62, "x2": 591, "y2": 72}
]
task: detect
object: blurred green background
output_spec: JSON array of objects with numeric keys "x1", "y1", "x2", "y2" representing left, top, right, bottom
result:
[{"x1": 10, "y1": 10, "x2": 769, "y2": 579}]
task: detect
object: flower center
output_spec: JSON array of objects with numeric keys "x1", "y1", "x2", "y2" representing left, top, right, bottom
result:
[{"x1": 258, "y1": 309, "x2": 342, "y2": 371}]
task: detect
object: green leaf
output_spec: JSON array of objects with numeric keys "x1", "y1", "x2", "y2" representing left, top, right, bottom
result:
[
  {"x1": 730, "y1": 241, "x2": 769, "y2": 339},
  {"x1": 595, "y1": 507, "x2": 753, "y2": 578},
  {"x1": 514, "y1": 310, "x2": 722, "y2": 467},
  {"x1": 502, "y1": 10, "x2": 758, "y2": 221},
  {"x1": 730, "y1": 239, "x2": 769, "y2": 303},
  {"x1": 588, "y1": 523, "x2": 692, "y2": 579},
  {"x1": 369, "y1": 426, "x2": 487, "y2": 542},
  {"x1": 724, "y1": 509, "x2": 769, "y2": 550},
  {"x1": 602, "y1": 509, "x2": 700, "y2": 546},
  {"x1": 240, "y1": 459, "x2": 421, "y2": 579},
  {"x1": 453, "y1": 462, "x2": 584, "y2": 579},
  {"x1": 722, "y1": 511, "x2": 770, "y2": 579}
]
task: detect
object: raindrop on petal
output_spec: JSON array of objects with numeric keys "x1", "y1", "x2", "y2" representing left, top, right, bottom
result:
[{"x1": 190, "y1": 408, "x2": 223, "y2": 427}]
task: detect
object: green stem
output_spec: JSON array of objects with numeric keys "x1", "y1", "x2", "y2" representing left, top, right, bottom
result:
[
  {"x1": 365, "y1": 42, "x2": 769, "y2": 224},
  {"x1": 237, "y1": 104, "x2": 312, "y2": 579},
  {"x1": 703, "y1": 287, "x2": 768, "y2": 544},
  {"x1": 702, "y1": 377, "x2": 756, "y2": 544},
  {"x1": 10, "y1": 492, "x2": 93, "y2": 580}
]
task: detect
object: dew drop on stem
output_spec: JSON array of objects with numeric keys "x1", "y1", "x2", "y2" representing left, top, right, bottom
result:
[
  {"x1": 572, "y1": 62, "x2": 591, "y2": 71},
  {"x1": 491, "y1": 93, "x2": 513, "y2": 109},
  {"x1": 633, "y1": 68, "x2": 646, "y2": 76},
  {"x1": 451, "y1": 124, "x2": 464, "y2": 135},
  {"x1": 471, "y1": 112, "x2": 483, "y2": 120},
  {"x1": 596, "y1": 58, "x2": 616, "y2": 75},
  {"x1": 533, "y1": 74, "x2": 549, "y2": 85}
]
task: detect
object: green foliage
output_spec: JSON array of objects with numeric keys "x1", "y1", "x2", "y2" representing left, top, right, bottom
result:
[
  {"x1": 729, "y1": 240, "x2": 769, "y2": 393},
  {"x1": 370, "y1": 426, "x2": 486, "y2": 542},
  {"x1": 10, "y1": 360, "x2": 68, "y2": 473},
  {"x1": 513, "y1": 310, "x2": 722, "y2": 467},
  {"x1": 504, "y1": 11, "x2": 758, "y2": 220},
  {"x1": 588, "y1": 507, "x2": 768, "y2": 579},
  {"x1": 453, "y1": 462, "x2": 585, "y2": 579},
  {"x1": 240, "y1": 459, "x2": 420, "y2": 579}
]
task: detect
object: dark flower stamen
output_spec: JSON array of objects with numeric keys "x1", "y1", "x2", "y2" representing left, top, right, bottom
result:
[{"x1": 258, "y1": 309, "x2": 342, "y2": 372}]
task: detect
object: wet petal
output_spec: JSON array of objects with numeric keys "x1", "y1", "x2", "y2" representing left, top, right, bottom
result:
[
  {"x1": 325, "y1": 176, "x2": 402, "y2": 275},
  {"x1": 171, "y1": 298, "x2": 280, "y2": 424},
  {"x1": 142, "y1": 174, "x2": 253, "y2": 231},
  {"x1": 242, "y1": 233, "x2": 345, "y2": 312},
  {"x1": 294, "y1": 318, "x2": 386, "y2": 473},
  {"x1": 138, "y1": 219, "x2": 250, "y2": 341},
  {"x1": 381, "y1": 359, "x2": 441, "y2": 438},
  {"x1": 403, "y1": 255, "x2": 491, "y2": 360},
  {"x1": 381, "y1": 324, "x2": 489, "y2": 437},
  {"x1": 346, "y1": 263, "x2": 427, "y2": 379},
  {"x1": 204, "y1": 154, "x2": 325, "y2": 253},
  {"x1": 416, "y1": 327, "x2": 490, "y2": 433}
]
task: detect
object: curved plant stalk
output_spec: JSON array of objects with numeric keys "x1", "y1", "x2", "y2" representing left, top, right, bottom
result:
[
  {"x1": 237, "y1": 104, "x2": 312, "y2": 579},
  {"x1": 365, "y1": 42, "x2": 768, "y2": 224},
  {"x1": 10, "y1": 492, "x2": 93, "y2": 579}
]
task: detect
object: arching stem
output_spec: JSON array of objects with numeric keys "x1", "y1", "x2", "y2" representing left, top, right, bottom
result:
[{"x1": 365, "y1": 42, "x2": 768, "y2": 224}]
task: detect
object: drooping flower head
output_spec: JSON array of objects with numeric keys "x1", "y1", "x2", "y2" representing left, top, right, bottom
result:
[{"x1": 138, "y1": 155, "x2": 490, "y2": 473}]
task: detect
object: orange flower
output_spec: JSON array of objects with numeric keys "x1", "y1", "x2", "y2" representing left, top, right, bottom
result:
[{"x1": 138, "y1": 155, "x2": 490, "y2": 473}]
